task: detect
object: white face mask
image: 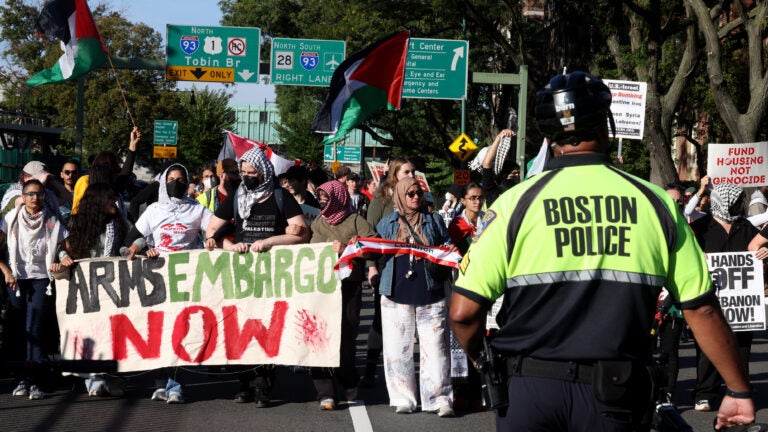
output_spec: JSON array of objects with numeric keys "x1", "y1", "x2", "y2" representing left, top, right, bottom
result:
[
  {"x1": 445, "y1": 192, "x2": 453, "y2": 201},
  {"x1": 203, "y1": 178, "x2": 214, "y2": 189}
]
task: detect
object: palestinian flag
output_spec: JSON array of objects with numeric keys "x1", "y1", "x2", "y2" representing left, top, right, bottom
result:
[
  {"x1": 218, "y1": 130, "x2": 301, "y2": 175},
  {"x1": 311, "y1": 30, "x2": 409, "y2": 144},
  {"x1": 27, "y1": 0, "x2": 108, "y2": 87}
]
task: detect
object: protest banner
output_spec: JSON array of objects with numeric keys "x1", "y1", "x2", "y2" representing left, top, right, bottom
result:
[
  {"x1": 367, "y1": 161, "x2": 431, "y2": 192},
  {"x1": 707, "y1": 251, "x2": 766, "y2": 331},
  {"x1": 55, "y1": 244, "x2": 341, "y2": 372},
  {"x1": 707, "y1": 142, "x2": 768, "y2": 187},
  {"x1": 604, "y1": 79, "x2": 647, "y2": 140}
]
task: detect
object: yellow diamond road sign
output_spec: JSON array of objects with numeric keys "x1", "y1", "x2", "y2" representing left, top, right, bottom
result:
[{"x1": 449, "y1": 133, "x2": 477, "y2": 162}]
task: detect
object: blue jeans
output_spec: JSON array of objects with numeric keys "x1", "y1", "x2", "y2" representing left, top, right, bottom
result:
[{"x1": 7, "y1": 278, "x2": 55, "y2": 363}]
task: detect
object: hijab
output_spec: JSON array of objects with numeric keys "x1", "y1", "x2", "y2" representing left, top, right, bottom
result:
[
  {"x1": 318, "y1": 180, "x2": 351, "y2": 226},
  {"x1": 711, "y1": 183, "x2": 744, "y2": 223},
  {"x1": 394, "y1": 177, "x2": 424, "y2": 243},
  {"x1": 155, "y1": 164, "x2": 197, "y2": 212},
  {"x1": 236, "y1": 147, "x2": 275, "y2": 219}
]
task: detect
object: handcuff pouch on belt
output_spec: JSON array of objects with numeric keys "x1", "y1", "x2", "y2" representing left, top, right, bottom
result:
[
  {"x1": 592, "y1": 360, "x2": 635, "y2": 404},
  {"x1": 507, "y1": 357, "x2": 636, "y2": 405}
]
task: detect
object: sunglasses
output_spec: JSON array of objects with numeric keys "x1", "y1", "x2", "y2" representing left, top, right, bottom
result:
[
  {"x1": 23, "y1": 192, "x2": 45, "y2": 198},
  {"x1": 406, "y1": 190, "x2": 424, "y2": 198},
  {"x1": 62, "y1": 170, "x2": 78, "y2": 175}
]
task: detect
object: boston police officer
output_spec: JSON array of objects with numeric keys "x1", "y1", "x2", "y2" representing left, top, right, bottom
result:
[{"x1": 449, "y1": 71, "x2": 754, "y2": 431}]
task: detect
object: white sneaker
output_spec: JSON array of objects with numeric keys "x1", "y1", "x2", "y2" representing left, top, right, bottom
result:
[
  {"x1": 151, "y1": 388, "x2": 167, "y2": 401},
  {"x1": 28, "y1": 385, "x2": 43, "y2": 400},
  {"x1": 319, "y1": 398, "x2": 336, "y2": 410},
  {"x1": 166, "y1": 392, "x2": 184, "y2": 404},
  {"x1": 12, "y1": 381, "x2": 28, "y2": 397},
  {"x1": 437, "y1": 405, "x2": 455, "y2": 418},
  {"x1": 395, "y1": 405, "x2": 413, "y2": 414},
  {"x1": 694, "y1": 400, "x2": 711, "y2": 412}
]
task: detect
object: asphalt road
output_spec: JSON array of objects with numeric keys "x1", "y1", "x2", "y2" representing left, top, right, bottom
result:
[{"x1": 2, "y1": 290, "x2": 768, "y2": 432}]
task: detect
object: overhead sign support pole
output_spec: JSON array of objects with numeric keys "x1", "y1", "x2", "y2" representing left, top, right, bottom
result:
[{"x1": 472, "y1": 65, "x2": 528, "y2": 179}]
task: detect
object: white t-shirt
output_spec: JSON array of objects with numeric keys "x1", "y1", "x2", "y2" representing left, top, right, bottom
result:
[{"x1": 135, "y1": 202, "x2": 212, "y2": 252}]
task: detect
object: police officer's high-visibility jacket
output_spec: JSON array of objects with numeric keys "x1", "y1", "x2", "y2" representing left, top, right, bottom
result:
[{"x1": 454, "y1": 154, "x2": 714, "y2": 361}]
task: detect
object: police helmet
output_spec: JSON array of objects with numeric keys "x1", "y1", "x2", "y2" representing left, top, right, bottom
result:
[{"x1": 534, "y1": 71, "x2": 614, "y2": 146}]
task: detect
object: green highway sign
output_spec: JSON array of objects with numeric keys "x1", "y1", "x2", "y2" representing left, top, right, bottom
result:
[
  {"x1": 324, "y1": 145, "x2": 361, "y2": 163},
  {"x1": 154, "y1": 120, "x2": 178, "y2": 145},
  {"x1": 271, "y1": 38, "x2": 345, "y2": 87},
  {"x1": 323, "y1": 145, "x2": 336, "y2": 162},
  {"x1": 403, "y1": 38, "x2": 469, "y2": 100},
  {"x1": 166, "y1": 25, "x2": 261, "y2": 83}
]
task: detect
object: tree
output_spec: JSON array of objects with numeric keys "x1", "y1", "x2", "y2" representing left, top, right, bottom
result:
[
  {"x1": 177, "y1": 87, "x2": 235, "y2": 173},
  {"x1": 615, "y1": 0, "x2": 699, "y2": 185},
  {"x1": 687, "y1": 0, "x2": 768, "y2": 144}
]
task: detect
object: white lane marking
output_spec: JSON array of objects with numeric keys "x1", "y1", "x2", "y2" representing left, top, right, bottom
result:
[{"x1": 346, "y1": 400, "x2": 374, "y2": 432}]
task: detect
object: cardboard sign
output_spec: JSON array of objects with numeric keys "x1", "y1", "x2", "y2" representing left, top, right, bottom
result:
[
  {"x1": 55, "y1": 245, "x2": 341, "y2": 372},
  {"x1": 707, "y1": 251, "x2": 766, "y2": 332},
  {"x1": 707, "y1": 142, "x2": 768, "y2": 187}
]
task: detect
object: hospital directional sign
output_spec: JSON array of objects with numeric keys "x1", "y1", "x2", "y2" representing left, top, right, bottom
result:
[
  {"x1": 403, "y1": 38, "x2": 469, "y2": 100},
  {"x1": 166, "y1": 25, "x2": 261, "y2": 83},
  {"x1": 271, "y1": 38, "x2": 345, "y2": 87},
  {"x1": 323, "y1": 145, "x2": 361, "y2": 163}
]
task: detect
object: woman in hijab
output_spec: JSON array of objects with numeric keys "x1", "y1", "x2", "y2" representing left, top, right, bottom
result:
[
  {"x1": 124, "y1": 164, "x2": 212, "y2": 259},
  {"x1": 309, "y1": 180, "x2": 378, "y2": 410},
  {"x1": 374, "y1": 177, "x2": 455, "y2": 417},
  {"x1": 122, "y1": 163, "x2": 213, "y2": 404},
  {"x1": 0, "y1": 179, "x2": 68, "y2": 400},
  {"x1": 363, "y1": 157, "x2": 417, "y2": 387},
  {"x1": 689, "y1": 183, "x2": 756, "y2": 412}
]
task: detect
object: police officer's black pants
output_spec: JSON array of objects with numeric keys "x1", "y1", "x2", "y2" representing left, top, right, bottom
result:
[{"x1": 498, "y1": 376, "x2": 650, "y2": 432}]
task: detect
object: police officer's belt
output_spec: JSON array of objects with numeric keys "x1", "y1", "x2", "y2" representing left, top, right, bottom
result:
[{"x1": 507, "y1": 357, "x2": 594, "y2": 384}]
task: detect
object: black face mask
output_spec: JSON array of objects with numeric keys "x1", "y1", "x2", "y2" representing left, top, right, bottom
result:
[
  {"x1": 319, "y1": 200, "x2": 329, "y2": 210},
  {"x1": 167, "y1": 180, "x2": 187, "y2": 198},
  {"x1": 242, "y1": 175, "x2": 260, "y2": 190}
]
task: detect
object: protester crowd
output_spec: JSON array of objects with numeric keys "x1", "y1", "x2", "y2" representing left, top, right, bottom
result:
[{"x1": 0, "y1": 122, "x2": 764, "y2": 428}]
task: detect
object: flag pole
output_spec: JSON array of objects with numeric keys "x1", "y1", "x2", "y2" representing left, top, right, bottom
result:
[{"x1": 105, "y1": 55, "x2": 136, "y2": 128}]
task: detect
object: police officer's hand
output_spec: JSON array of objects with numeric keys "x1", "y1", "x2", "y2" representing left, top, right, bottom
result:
[{"x1": 715, "y1": 396, "x2": 755, "y2": 430}]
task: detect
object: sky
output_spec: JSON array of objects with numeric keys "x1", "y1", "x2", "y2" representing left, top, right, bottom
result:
[{"x1": 116, "y1": 0, "x2": 276, "y2": 105}]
